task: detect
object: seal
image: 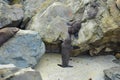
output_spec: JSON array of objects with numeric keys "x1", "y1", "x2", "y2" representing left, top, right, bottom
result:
[
  {"x1": 67, "y1": 20, "x2": 81, "y2": 38},
  {"x1": 0, "y1": 27, "x2": 19, "y2": 46},
  {"x1": 58, "y1": 36, "x2": 73, "y2": 68}
]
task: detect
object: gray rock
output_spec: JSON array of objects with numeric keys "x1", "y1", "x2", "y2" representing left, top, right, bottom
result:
[
  {"x1": 5, "y1": 68, "x2": 42, "y2": 80},
  {"x1": 25, "y1": 0, "x2": 120, "y2": 56},
  {"x1": 0, "y1": 1, "x2": 24, "y2": 28},
  {"x1": 22, "y1": 0, "x2": 57, "y2": 29},
  {"x1": 0, "y1": 64, "x2": 42, "y2": 80},
  {"x1": 0, "y1": 30, "x2": 45, "y2": 68},
  {"x1": 23, "y1": 0, "x2": 68, "y2": 18},
  {"x1": 104, "y1": 66, "x2": 120, "y2": 80},
  {"x1": 23, "y1": 0, "x2": 45, "y2": 18},
  {"x1": 27, "y1": 2, "x2": 73, "y2": 43},
  {"x1": 0, "y1": 64, "x2": 20, "y2": 80}
]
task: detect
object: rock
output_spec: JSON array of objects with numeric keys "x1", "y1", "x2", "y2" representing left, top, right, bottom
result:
[
  {"x1": 3, "y1": 0, "x2": 23, "y2": 5},
  {"x1": 70, "y1": 0, "x2": 120, "y2": 56},
  {"x1": 27, "y1": 2, "x2": 73, "y2": 43},
  {"x1": 23, "y1": 0, "x2": 61, "y2": 29},
  {"x1": 115, "y1": 53, "x2": 120, "y2": 59},
  {"x1": 104, "y1": 67, "x2": 120, "y2": 80},
  {"x1": 0, "y1": 1, "x2": 24, "y2": 28},
  {"x1": 26, "y1": 0, "x2": 120, "y2": 56},
  {"x1": 116, "y1": 0, "x2": 120, "y2": 10},
  {"x1": 22, "y1": 0, "x2": 57, "y2": 29},
  {"x1": 58, "y1": 0, "x2": 81, "y2": 14},
  {"x1": 0, "y1": 64, "x2": 16, "y2": 68},
  {"x1": 23, "y1": 0, "x2": 61, "y2": 19},
  {"x1": 112, "y1": 53, "x2": 120, "y2": 65},
  {"x1": 0, "y1": 30, "x2": 45, "y2": 68},
  {"x1": 0, "y1": 64, "x2": 42, "y2": 80},
  {"x1": 23, "y1": 0, "x2": 76, "y2": 18},
  {"x1": 23, "y1": 0, "x2": 45, "y2": 18},
  {"x1": 86, "y1": 1, "x2": 99, "y2": 19},
  {"x1": 0, "y1": 64, "x2": 20, "y2": 80},
  {"x1": 45, "y1": 41, "x2": 62, "y2": 53},
  {"x1": 5, "y1": 68, "x2": 42, "y2": 80}
]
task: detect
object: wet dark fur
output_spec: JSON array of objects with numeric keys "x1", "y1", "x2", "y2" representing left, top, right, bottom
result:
[
  {"x1": 0, "y1": 27, "x2": 19, "y2": 46},
  {"x1": 67, "y1": 20, "x2": 81, "y2": 38},
  {"x1": 58, "y1": 36, "x2": 73, "y2": 67}
]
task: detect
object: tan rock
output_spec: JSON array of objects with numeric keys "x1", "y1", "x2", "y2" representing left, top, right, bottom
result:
[
  {"x1": 115, "y1": 53, "x2": 120, "y2": 59},
  {"x1": 116, "y1": 0, "x2": 120, "y2": 10},
  {"x1": 27, "y1": 2, "x2": 73, "y2": 43}
]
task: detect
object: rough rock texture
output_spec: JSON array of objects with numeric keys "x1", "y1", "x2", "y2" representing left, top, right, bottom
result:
[
  {"x1": 1, "y1": 0, "x2": 119, "y2": 55},
  {"x1": 0, "y1": 64, "x2": 20, "y2": 80},
  {"x1": 0, "y1": 30, "x2": 45, "y2": 68},
  {"x1": 3, "y1": 0, "x2": 24, "y2": 5},
  {"x1": 5, "y1": 68, "x2": 42, "y2": 80},
  {"x1": 27, "y1": 2, "x2": 73, "y2": 43},
  {"x1": 0, "y1": 1, "x2": 24, "y2": 28},
  {"x1": 23, "y1": 0, "x2": 77, "y2": 18},
  {"x1": 0, "y1": 64, "x2": 42, "y2": 80},
  {"x1": 104, "y1": 66, "x2": 120, "y2": 80},
  {"x1": 27, "y1": 0, "x2": 120, "y2": 55},
  {"x1": 115, "y1": 53, "x2": 120, "y2": 59},
  {"x1": 116, "y1": 0, "x2": 120, "y2": 10},
  {"x1": 74, "y1": 0, "x2": 120, "y2": 56},
  {"x1": 23, "y1": 0, "x2": 45, "y2": 18},
  {"x1": 22, "y1": 0, "x2": 53, "y2": 29}
]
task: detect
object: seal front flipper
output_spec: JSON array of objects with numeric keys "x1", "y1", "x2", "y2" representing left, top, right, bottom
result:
[{"x1": 57, "y1": 64, "x2": 73, "y2": 68}]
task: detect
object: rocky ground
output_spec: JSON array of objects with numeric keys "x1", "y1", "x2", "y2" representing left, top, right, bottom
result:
[
  {"x1": 0, "y1": 0, "x2": 120, "y2": 80},
  {"x1": 35, "y1": 53, "x2": 119, "y2": 80}
]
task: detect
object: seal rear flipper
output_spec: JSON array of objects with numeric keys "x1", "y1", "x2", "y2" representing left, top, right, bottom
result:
[{"x1": 57, "y1": 64, "x2": 73, "y2": 68}]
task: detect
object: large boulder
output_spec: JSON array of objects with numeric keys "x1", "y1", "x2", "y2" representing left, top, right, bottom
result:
[
  {"x1": 23, "y1": 0, "x2": 75, "y2": 18},
  {"x1": 104, "y1": 66, "x2": 120, "y2": 80},
  {"x1": 72, "y1": 0, "x2": 120, "y2": 56},
  {"x1": 0, "y1": 30, "x2": 45, "y2": 68},
  {"x1": 0, "y1": 1, "x2": 24, "y2": 28},
  {"x1": 25, "y1": 0, "x2": 120, "y2": 55},
  {"x1": 21, "y1": 0, "x2": 58, "y2": 29},
  {"x1": 65, "y1": 0, "x2": 120, "y2": 56},
  {"x1": 27, "y1": 2, "x2": 73, "y2": 43}
]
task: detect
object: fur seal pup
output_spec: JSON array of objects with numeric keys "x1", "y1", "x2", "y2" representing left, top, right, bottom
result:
[
  {"x1": 58, "y1": 36, "x2": 73, "y2": 68},
  {"x1": 0, "y1": 27, "x2": 19, "y2": 46},
  {"x1": 67, "y1": 20, "x2": 81, "y2": 38}
]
